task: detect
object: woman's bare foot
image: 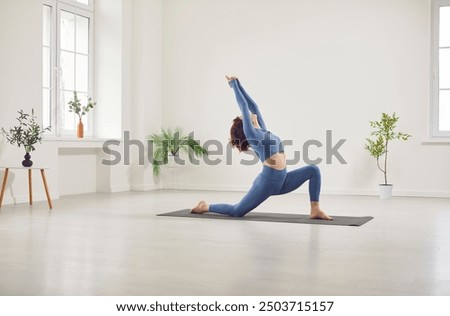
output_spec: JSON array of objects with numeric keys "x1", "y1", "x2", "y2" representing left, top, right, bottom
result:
[
  {"x1": 310, "y1": 202, "x2": 333, "y2": 220},
  {"x1": 191, "y1": 200, "x2": 209, "y2": 214}
]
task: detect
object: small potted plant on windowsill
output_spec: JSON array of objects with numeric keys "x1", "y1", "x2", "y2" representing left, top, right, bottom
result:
[
  {"x1": 1, "y1": 109, "x2": 51, "y2": 167},
  {"x1": 68, "y1": 91, "x2": 96, "y2": 138},
  {"x1": 364, "y1": 112, "x2": 411, "y2": 199},
  {"x1": 149, "y1": 128, "x2": 208, "y2": 176}
]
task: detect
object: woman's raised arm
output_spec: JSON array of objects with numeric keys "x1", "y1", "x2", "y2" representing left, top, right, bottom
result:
[{"x1": 226, "y1": 77, "x2": 267, "y2": 130}]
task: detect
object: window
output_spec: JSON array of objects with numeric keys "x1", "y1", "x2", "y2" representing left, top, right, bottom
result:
[
  {"x1": 43, "y1": 0, "x2": 94, "y2": 137},
  {"x1": 43, "y1": 4, "x2": 54, "y2": 130},
  {"x1": 432, "y1": 0, "x2": 450, "y2": 137}
]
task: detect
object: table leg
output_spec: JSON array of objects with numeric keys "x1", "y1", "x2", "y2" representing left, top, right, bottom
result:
[
  {"x1": 0, "y1": 168, "x2": 9, "y2": 208},
  {"x1": 28, "y1": 169, "x2": 33, "y2": 205},
  {"x1": 40, "y1": 169, "x2": 53, "y2": 209}
]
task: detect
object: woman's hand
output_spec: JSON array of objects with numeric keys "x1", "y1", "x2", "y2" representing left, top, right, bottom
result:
[
  {"x1": 226, "y1": 75, "x2": 238, "y2": 85},
  {"x1": 251, "y1": 114, "x2": 261, "y2": 129}
]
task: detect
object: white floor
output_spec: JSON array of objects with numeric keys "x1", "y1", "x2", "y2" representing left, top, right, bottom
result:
[{"x1": 0, "y1": 190, "x2": 449, "y2": 296}]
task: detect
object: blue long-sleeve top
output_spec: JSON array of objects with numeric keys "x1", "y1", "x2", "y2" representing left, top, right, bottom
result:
[{"x1": 230, "y1": 79, "x2": 284, "y2": 162}]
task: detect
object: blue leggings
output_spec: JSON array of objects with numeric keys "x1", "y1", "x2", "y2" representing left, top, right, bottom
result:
[{"x1": 209, "y1": 164, "x2": 321, "y2": 217}]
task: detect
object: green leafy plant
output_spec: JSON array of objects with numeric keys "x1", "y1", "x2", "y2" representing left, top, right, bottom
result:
[
  {"x1": 364, "y1": 112, "x2": 411, "y2": 185},
  {"x1": 1, "y1": 109, "x2": 51, "y2": 153},
  {"x1": 149, "y1": 128, "x2": 208, "y2": 175},
  {"x1": 68, "y1": 91, "x2": 96, "y2": 120}
]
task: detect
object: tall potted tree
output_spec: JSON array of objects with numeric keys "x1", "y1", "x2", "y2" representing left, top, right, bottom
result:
[
  {"x1": 1, "y1": 109, "x2": 51, "y2": 167},
  {"x1": 149, "y1": 128, "x2": 208, "y2": 176},
  {"x1": 365, "y1": 112, "x2": 411, "y2": 199}
]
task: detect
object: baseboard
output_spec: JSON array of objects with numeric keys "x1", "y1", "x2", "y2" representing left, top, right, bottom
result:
[
  {"x1": 162, "y1": 183, "x2": 450, "y2": 198},
  {"x1": 325, "y1": 188, "x2": 450, "y2": 198},
  {"x1": 389, "y1": 190, "x2": 450, "y2": 198},
  {"x1": 130, "y1": 183, "x2": 160, "y2": 191},
  {"x1": 1, "y1": 194, "x2": 48, "y2": 206},
  {"x1": 3, "y1": 184, "x2": 446, "y2": 203},
  {"x1": 169, "y1": 183, "x2": 249, "y2": 192},
  {"x1": 109, "y1": 185, "x2": 132, "y2": 193}
]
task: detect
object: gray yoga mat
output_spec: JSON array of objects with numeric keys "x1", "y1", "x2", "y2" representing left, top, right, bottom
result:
[{"x1": 158, "y1": 209, "x2": 373, "y2": 227}]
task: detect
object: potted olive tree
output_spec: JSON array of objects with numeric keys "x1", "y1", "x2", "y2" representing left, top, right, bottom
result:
[
  {"x1": 68, "y1": 91, "x2": 96, "y2": 138},
  {"x1": 149, "y1": 128, "x2": 208, "y2": 176},
  {"x1": 365, "y1": 112, "x2": 411, "y2": 199},
  {"x1": 1, "y1": 109, "x2": 51, "y2": 167}
]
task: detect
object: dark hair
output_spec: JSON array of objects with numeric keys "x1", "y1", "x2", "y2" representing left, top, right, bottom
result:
[{"x1": 229, "y1": 116, "x2": 250, "y2": 152}]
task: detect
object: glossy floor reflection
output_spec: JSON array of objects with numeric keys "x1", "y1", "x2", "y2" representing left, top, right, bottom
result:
[{"x1": 0, "y1": 190, "x2": 449, "y2": 295}]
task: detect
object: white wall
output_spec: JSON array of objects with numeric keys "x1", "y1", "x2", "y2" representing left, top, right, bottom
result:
[
  {"x1": 0, "y1": 0, "x2": 138, "y2": 203},
  {"x1": 129, "y1": 0, "x2": 163, "y2": 191},
  {"x1": 161, "y1": 0, "x2": 450, "y2": 197},
  {"x1": 0, "y1": 0, "x2": 57, "y2": 204},
  {"x1": 94, "y1": 0, "x2": 133, "y2": 194},
  {"x1": 95, "y1": 0, "x2": 123, "y2": 139},
  {"x1": 1, "y1": 0, "x2": 449, "y2": 202}
]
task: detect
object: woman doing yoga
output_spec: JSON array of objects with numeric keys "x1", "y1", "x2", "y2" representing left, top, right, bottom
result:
[{"x1": 191, "y1": 76, "x2": 332, "y2": 220}]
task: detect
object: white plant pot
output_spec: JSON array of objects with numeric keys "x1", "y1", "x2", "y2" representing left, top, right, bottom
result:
[
  {"x1": 379, "y1": 184, "x2": 393, "y2": 199},
  {"x1": 167, "y1": 154, "x2": 180, "y2": 168},
  {"x1": 166, "y1": 154, "x2": 181, "y2": 190}
]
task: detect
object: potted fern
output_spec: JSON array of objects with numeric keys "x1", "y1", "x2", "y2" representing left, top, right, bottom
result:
[
  {"x1": 149, "y1": 128, "x2": 208, "y2": 176},
  {"x1": 68, "y1": 91, "x2": 96, "y2": 138},
  {"x1": 1, "y1": 109, "x2": 51, "y2": 167},
  {"x1": 364, "y1": 112, "x2": 411, "y2": 199}
]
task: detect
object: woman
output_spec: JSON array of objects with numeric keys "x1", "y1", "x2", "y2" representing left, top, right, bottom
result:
[{"x1": 191, "y1": 76, "x2": 332, "y2": 220}]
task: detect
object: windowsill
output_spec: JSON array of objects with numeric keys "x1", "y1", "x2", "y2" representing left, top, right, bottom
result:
[
  {"x1": 43, "y1": 136, "x2": 122, "y2": 148},
  {"x1": 421, "y1": 138, "x2": 450, "y2": 145}
]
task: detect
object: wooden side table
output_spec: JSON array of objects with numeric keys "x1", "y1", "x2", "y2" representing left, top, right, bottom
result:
[{"x1": 0, "y1": 167, "x2": 53, "y2": 209}]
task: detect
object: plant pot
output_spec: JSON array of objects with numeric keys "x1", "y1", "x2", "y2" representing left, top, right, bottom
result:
[
  {"x1": 379, "y1": 184, "x2": 393, "y2": 200},
  {"x1": 22, "y1": 152, "x2": 33, "y2": 167},
  {"x1": 77, "y1": 119, "x2": 84, "y2": 138},
  {"x1": 167, "y1": 154, "x2": 180, "y2": 168}
]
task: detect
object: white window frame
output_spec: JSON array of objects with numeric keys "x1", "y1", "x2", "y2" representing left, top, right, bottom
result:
[
  {"x1": 59, "y1": 0, "x2": 94, "y2": 12},
  {"x1": 43, "y1": 3, "x2": 57, "y2": 131},
  {"x1": 43, "y1": 0, "x2": 95, "y2": 137},
  {"x1": 431, "y1": 0, "x2": 450, "y2": 138}
]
